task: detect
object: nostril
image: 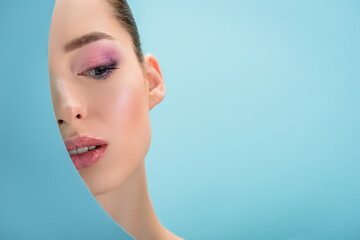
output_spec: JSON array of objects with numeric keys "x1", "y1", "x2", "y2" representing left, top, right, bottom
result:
[{"x1": 57, "y1": 114, "x2": 82, "y2": 125}]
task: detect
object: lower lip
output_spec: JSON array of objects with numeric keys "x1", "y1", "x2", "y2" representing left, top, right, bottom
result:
[{"x1": 70, "y1": 145, "x2": 107, "y2": 170}]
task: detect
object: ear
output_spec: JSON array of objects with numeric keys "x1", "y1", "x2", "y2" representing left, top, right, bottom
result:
[{"x1": 144, "y1": 54, "x2": 165, "y2": 110}]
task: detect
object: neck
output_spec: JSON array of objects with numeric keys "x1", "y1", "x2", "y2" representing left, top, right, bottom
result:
[{"x1": 94, "y1": 161, "x2": 168, "y2": 240}]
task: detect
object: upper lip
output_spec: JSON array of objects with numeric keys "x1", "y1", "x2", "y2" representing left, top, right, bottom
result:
[{"x1": 63, "y1": 135, "x2": 107, "y2": 151}]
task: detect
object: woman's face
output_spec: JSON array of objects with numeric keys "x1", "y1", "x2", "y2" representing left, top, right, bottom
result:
[{"x1": 48, "y1": 0, "x2": 163, "y2": 196}]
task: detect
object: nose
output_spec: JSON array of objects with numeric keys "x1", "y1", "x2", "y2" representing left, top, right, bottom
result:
[
  {"x1": 52, "y1": 79, "x2": 86, "y2": 126},
  {"x1": 57, "y1": 103, "x2": 85, "y2": 126}
]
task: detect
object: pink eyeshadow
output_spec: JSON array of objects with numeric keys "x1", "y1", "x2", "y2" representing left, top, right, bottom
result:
[{"x1": 71, "y1": 40, "x2": 122, "y2": 73}]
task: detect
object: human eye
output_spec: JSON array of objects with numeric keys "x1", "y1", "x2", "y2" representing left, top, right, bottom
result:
[{"x1": 79, "y1": 63, "x2": 118, "y2": 80}]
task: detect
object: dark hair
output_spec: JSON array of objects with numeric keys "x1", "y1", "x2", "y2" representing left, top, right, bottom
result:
[{"x1": 106, "y1": 0, "x2": 144, "y2": 64}]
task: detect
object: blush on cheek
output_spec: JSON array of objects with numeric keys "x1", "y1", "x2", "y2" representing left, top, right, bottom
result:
[
  {"x1": 115, "y1": 88, "x2": 132, "y2": 112},
  {"x1": 114, "y1": 87, "x2": 142, "y2": 127}
]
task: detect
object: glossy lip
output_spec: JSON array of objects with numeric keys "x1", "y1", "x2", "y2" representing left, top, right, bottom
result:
[
  {"x1": 63, "y1": 135, "x2": 108, "y2": 170},
  {"x1": 64, "y1": 135, "x2": 107, "y2": 151}
]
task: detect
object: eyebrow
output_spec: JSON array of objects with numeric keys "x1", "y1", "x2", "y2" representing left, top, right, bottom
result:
[{"x1": 64, "y1": 32, "x2": 115, "y2": 53}]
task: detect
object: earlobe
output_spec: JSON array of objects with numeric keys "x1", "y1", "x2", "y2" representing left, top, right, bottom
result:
[{"x1": 144, "y1": 54, "x2": 165, "y2": 110}]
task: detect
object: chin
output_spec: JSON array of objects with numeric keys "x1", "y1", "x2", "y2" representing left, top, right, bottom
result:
[{"x1": 78, "y1": 155, "x2": 144, "y2": 197}]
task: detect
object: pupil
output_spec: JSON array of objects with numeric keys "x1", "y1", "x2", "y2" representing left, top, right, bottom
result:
[{"x1": 95, "y1": 67, "x2": 106, "y2": 75}]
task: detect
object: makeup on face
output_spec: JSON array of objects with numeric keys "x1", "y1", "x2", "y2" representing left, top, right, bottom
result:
[
  {"x1": 70, "y1": 39, "x2": 123, "y2": 79},
  {"x1": 57, "y1": 36, "x2": 145, "y2": 172},
  {"x1": 64, "y1": 135, "x2": 108, "y2": 170}
]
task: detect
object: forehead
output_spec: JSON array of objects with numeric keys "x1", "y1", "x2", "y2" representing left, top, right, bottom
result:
[{"x1": 49, "y1": 0, "x2": 130, "y2": 57}]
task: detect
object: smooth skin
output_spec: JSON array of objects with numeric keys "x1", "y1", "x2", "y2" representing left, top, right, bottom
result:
[{"x1": 48, "y1": 0, "x2": 182, "y2": 239}]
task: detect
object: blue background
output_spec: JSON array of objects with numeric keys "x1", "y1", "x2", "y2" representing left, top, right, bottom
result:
[{"x1": 1, "y1": 0, "x2": 359, "y2": 239}]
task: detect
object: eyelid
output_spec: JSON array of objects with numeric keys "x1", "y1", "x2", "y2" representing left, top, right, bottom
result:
[
  {"x1": 79, "y1": 61, "x2": 118, "y2": 75},
  {"x1": 77, "y1": 61, "x2": 118, "y2": 79},
  {"x1": 77, "y1": 67, "x2": 116, "y2": 82}
]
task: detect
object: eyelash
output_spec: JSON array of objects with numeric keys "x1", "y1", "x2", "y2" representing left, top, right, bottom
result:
[{"x1": 79, "y1": 63, "x2": 118, "y2": 80}]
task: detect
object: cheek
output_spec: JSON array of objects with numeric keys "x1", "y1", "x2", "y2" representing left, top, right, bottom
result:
[
  {"x1": 110, "y1": 86, "x2": 151, "y2": 170},
  {"x1": 111, "y1": 85, "x2": 148, "y2": 135},
  {"x1": 114, "y1": 87, "x2": 132, "y2": 115},
  {"x1": 113, "y1": 87, "x2": 139, "y2": 125}
]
